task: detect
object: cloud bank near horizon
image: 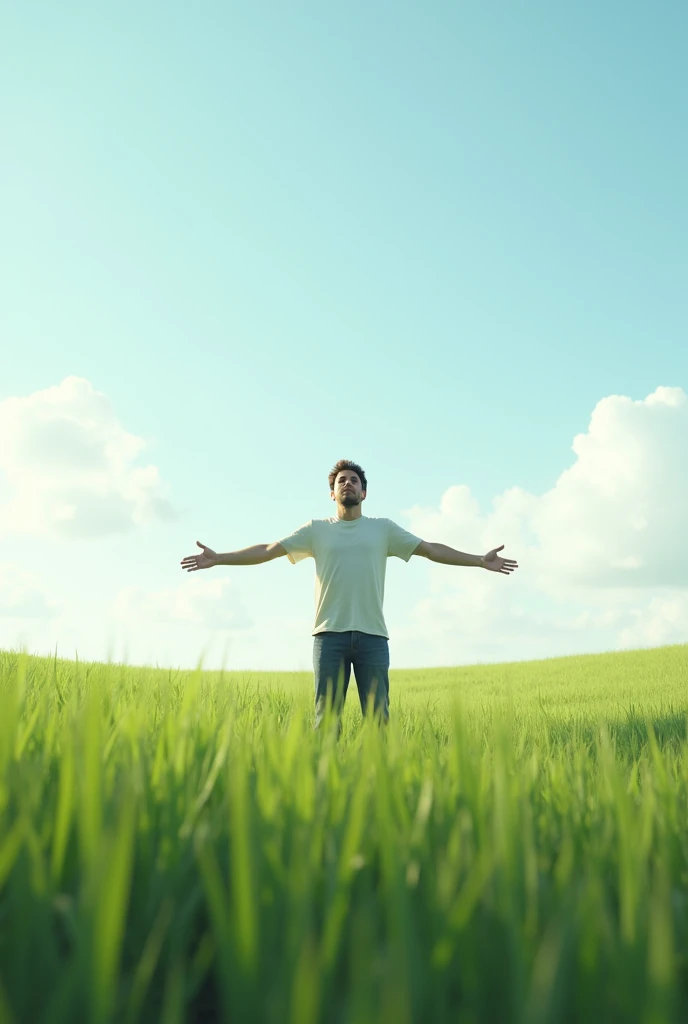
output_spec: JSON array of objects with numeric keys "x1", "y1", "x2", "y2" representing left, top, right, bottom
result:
[
  {"x1": 0, "y1": 376, "x2": 175, "y2": 539},
  {"x1": 0, "y1": 379, "x2": 686, "y2": 669},
  {"x1": 395, "y1": 385, "x2": 688, "y2": 665}
]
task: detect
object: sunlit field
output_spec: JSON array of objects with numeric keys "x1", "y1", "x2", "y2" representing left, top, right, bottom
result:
[{"x1": 1, "y1": 643, "x2": 687, "y2": 1023}]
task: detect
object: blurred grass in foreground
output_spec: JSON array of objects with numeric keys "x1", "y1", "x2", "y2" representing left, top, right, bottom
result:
[{"x1": 0, "y1": 643, "x2": 687, "y2": 1023}]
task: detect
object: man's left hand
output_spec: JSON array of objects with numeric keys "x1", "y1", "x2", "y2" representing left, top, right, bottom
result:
[{"x1": 482, "y1": 545, "x2": 518, "y2": 575}]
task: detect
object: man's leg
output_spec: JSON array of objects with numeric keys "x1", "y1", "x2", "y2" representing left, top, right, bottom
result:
[
  {"x1": 351, "y1": 631, "x2": 390, "y2": 724},
  {"x1": 312, "y1": 631, "x2": 352, "y2": 731}
]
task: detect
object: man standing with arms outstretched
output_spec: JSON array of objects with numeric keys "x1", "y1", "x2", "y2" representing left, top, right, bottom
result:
[{"x1": 181, "y1": 459, "x2": 518, "y2": 730}]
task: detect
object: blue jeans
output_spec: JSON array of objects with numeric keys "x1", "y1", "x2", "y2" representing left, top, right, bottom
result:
[{"x1": 312, "y1": 630, "x2": 390, "y2": 729}]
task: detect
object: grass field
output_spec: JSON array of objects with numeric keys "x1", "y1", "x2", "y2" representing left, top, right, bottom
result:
[{"x1": 0, "y1": 642, "x2": 687, "y2": 1023}]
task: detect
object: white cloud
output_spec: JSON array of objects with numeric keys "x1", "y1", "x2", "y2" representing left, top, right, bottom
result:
[
  {"x1": 0, "y1": 376, "x2": 175, "y2": 539},
  {"x1": 618, "y1": 593, "x2": 688, "y2": 649},
  {"x1": 0, "y1": 564, "x2": 61, "y2": 619},
  {"x1": 112, "y1": 576, "x2": 252, "y2": 632},
  {"x1": 529, "y1": 385, "x2": 688, "y2": 589},
  {"x1": 397, "y1": 386, "x2": 688, "y2": 664}
]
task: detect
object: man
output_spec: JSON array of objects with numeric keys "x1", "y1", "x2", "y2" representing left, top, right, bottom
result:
[{"x1": 181, "y1": 459, "x2": 518, "y2": 730}]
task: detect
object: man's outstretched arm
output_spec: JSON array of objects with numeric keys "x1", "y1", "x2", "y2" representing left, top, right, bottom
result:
[
  {"x1": 413, "y1": 541, "x2": 518, "y2": 575},
  {"x1": 181, "y1": 541, "x2": 287, "y2": 571}
]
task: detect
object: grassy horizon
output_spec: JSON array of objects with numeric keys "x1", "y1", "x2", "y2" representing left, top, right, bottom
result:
[{"x1": 1, "y1": 642, "x2": 687, "y2": 1022}]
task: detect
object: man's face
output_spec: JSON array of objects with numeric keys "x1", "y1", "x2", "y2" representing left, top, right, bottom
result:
[{"x1": 332, "y1": 470, "x2": 366, "y2": 508}]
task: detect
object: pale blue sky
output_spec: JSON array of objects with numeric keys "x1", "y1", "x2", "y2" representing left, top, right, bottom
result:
[{"x1": 1, "y1": 2, "x2": 686, "y2": 669}]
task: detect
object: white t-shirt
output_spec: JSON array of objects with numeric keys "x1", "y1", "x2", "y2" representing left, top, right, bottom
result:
[{"x1": 278, "y1": 515, "x2": 422, "y2": 637}]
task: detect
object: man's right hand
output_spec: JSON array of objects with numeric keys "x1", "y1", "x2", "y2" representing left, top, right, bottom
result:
[{"x1": 181, "y1": 541, "x2": 218, "y2": 572}]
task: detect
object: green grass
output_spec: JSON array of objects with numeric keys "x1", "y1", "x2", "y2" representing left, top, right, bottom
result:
[{"x1": 0, "y1": 642, "x2": 687, "y2": 1023}]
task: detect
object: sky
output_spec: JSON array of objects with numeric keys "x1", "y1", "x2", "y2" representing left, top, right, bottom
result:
[{"x1": 1, "y1": 1, "x2": 686, "y2": 672}]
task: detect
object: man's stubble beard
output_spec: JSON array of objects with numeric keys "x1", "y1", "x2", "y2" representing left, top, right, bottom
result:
[{"x1": 341, "y1": 495, "x2": 360, "y2": 508}]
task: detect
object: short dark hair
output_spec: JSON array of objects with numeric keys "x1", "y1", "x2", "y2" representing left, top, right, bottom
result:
[{"x1": 328, "y1": 459, "x2": 367, "y2": 493}]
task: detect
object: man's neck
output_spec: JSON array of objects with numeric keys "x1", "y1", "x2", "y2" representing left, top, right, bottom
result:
[{"x1": 336, "y1": 505, "x2": 363, "y2": 522}]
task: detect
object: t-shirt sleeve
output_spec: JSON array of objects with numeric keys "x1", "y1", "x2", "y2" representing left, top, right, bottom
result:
[
  {"x1": 387, "y1": 518, "x2": 422, "y2": 561},
  {"x1": 277, "y1": 520, "x2": 314, "y2": 564}
]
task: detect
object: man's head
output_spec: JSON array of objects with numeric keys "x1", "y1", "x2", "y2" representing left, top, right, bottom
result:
[{"x1": 329, "y1": 459, "x2": 367, "y2": 510}]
